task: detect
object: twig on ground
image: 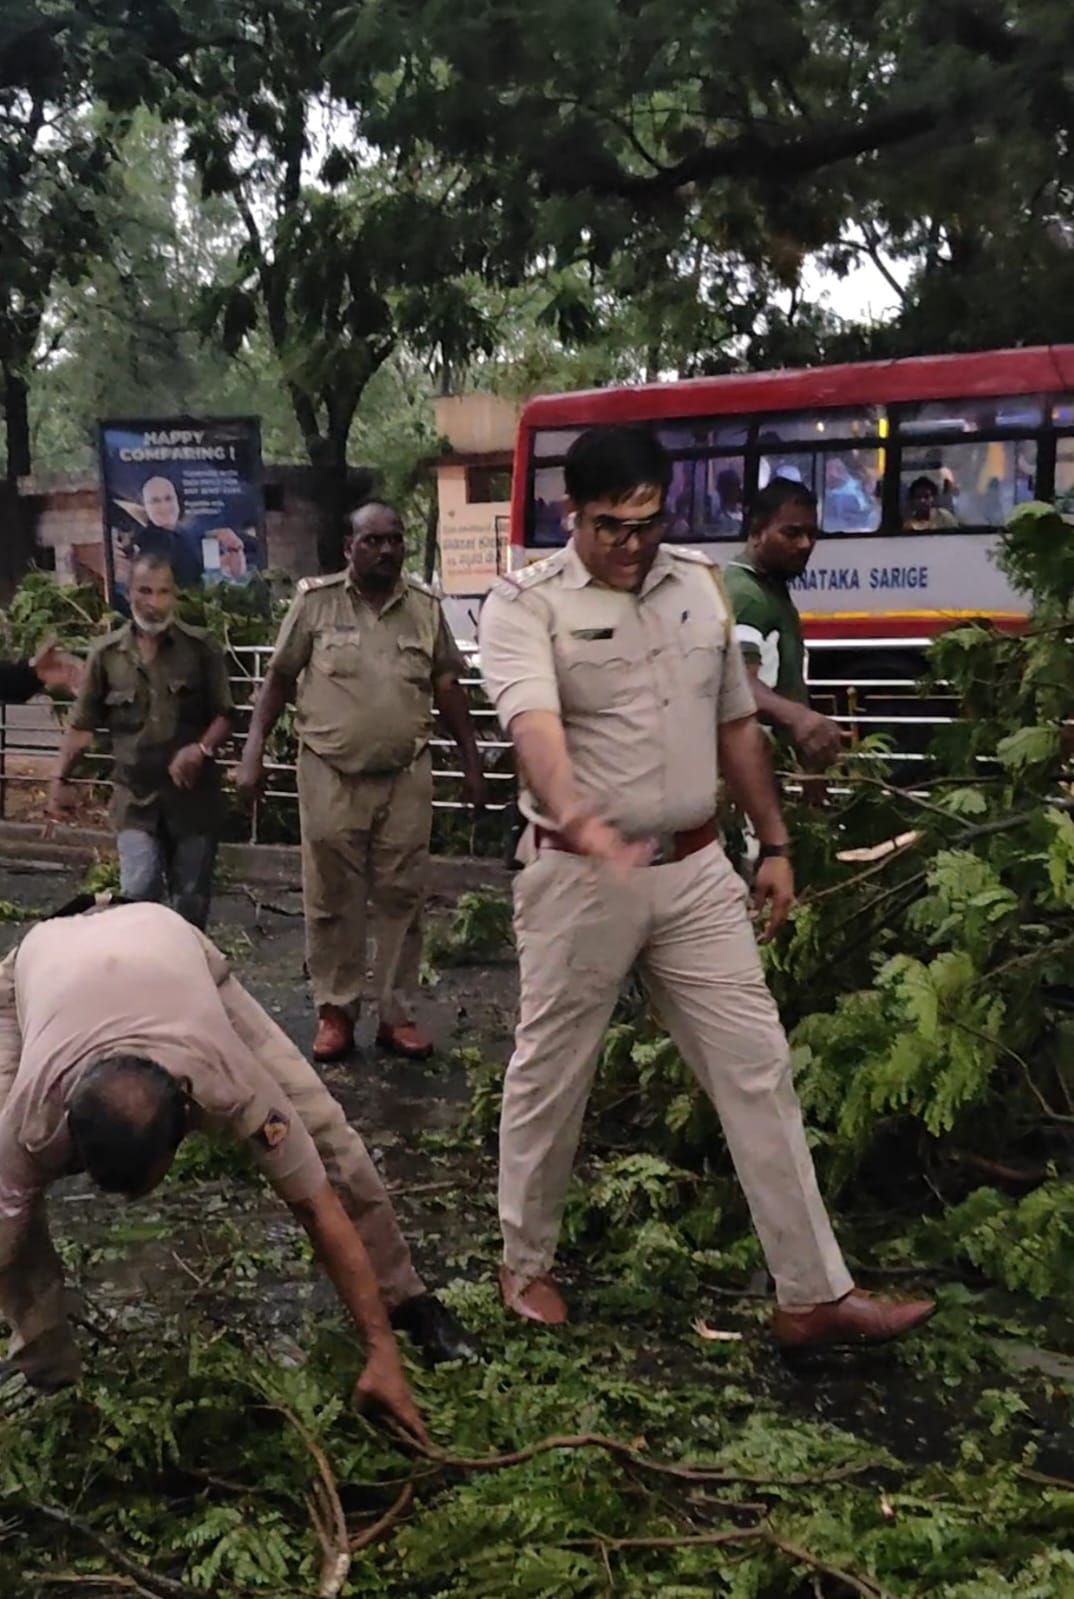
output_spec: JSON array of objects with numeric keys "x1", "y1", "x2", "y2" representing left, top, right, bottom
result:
[
  {"x1": 20, "y1": 1502, "x2": 201, "y2": 1599},
  {"x1": 386, "y1": 1179, "x2": 463, "y2": 1196},
  {"x1": 348, "y1": 1480, "x2": 415, "y2": 1552},
  {"x1": 392, "y1": 1426, "x2": 890, "y2": 1490},
  {"x1": 573, "y1": 1528, "x2": 895, "y2": 1599},
  {"x1": 238, "y1": 885, "x2": 303, "y2": 918},
  {"x1": 1020, "y1": 1467, "x2": 1074, "y2": 1493},
  {"x1": 274, "y1": 1405, "x2": 350, "y2": 1598}
]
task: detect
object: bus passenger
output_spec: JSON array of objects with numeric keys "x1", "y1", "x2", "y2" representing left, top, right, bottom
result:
[{"x1": 903, "y1": 476, "x2": 958, "y2": 531}]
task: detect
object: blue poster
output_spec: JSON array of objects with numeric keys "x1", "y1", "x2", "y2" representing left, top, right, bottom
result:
[{"x1": 98, "y1": 416, "x2": 265, "y2": 601}]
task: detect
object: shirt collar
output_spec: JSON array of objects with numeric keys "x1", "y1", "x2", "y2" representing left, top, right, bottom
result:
[
  {"x1": 728, "y1": 552, "x2": 788, "y2": 592},
  {"x1": 562, "y1": 539, "x2": 678, "y2": 597},
  {"x1": 345, "y1": 572, "x2": 407, "y2": 614}
]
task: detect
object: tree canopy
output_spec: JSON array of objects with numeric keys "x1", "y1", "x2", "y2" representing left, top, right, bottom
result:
[{"x1": 6, "y1": 0, "x2": 1074, "y2": 569}]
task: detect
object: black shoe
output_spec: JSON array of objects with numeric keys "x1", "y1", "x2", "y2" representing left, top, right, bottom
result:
[{"x1": 390, "y1": 1293, "x2": 482, "y2": 1365}]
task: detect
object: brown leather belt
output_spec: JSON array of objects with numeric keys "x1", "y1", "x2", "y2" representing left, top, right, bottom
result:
[{"x1": 535, "y1": 817, "x2": 718, "y2": 865}]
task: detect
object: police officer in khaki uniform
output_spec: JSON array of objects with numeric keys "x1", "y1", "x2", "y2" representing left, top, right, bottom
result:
[
  {"x1": 238, "y1": 502, "x2": 485, "y2": 1063},
  {"x1": 49, "y1": 554, "x2": 232, "y2": 929},
  {"x1": 479, "y1": 424, "x2": 935, "y2": 1351},
  {"x1": 0, "y1": 900, "x2": 478, "y2": 1413}
]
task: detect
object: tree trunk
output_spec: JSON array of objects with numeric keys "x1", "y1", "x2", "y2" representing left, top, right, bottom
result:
[
  {"x1": 1, "y1": 364, "x2": 37, "y2": 598},
  {"x1": 307, "y1": 431, "x2": 375, "y2": 574},
  {"x1": 422, "y1": 482, "x2": 439, "y2": 584}
]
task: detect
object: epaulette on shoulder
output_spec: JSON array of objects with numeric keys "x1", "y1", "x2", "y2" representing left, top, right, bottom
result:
[
  {"x1": 666, "y1": 545, "x2": 714, "y2": 566},
  {"x1": 490, "y1": 551, "x2": 566, "y2": 601},
  {"x1": 297, "y1": 572, "x2": 346, "y2": 595},
  {"x1": 404, "y1": 572, "x2": 436, "y2": 598}
]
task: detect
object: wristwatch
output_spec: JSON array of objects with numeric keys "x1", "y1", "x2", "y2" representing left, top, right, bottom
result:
[{"x1": 757, "y1": 841, "x2": 791, "y2": 861}]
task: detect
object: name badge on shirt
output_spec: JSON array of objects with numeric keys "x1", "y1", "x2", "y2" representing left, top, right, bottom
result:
[{"x1": 570, "y1": 628, "x2": 617, "y2": 641}]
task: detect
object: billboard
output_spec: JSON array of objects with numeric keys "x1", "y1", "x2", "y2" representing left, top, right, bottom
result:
[{"x1": 97, "y1": 416, "x2": 265, "y2": 602}]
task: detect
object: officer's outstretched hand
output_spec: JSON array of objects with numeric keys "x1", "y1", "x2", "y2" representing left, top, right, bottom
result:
[
  {"x1": 235, "y1": 748, "x2": 267, "y2": 807},
  {"x1": 354, "y1": 1345, "x2": 430, "y2": 1446},
  {"x1": 561, "y1": 813, "x2": 654, "y2": 873},
  {"x1": 752, "y1": 856, "x2": 796, "y2": 944}
]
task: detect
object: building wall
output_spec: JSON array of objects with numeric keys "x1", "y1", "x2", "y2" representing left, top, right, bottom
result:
[
  {"x1": 18, "y1": 467, "x2": 333, "y2": 590},
  {"x1": 436, "y1": 464, "x2": 511, "y2": 597}
]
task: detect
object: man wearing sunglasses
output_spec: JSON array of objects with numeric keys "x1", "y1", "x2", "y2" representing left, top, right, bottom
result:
[
  {"x1": 0, "y1": 899, "x2": 479, "y2": 1427},
  {"x1": 479, "y1": 423, "x2": 934, "y2": 1350}
]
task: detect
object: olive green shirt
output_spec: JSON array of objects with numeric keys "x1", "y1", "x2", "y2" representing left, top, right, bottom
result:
[
  {"x1": 70, "y1": 620, "x2": 234, "y2": 833},
  {"x1": 269, "y1": 571, "x2": 466, "y2": 776},
  {"x1": 723, "y1": 557, "x2": 809, "y2": 707}
]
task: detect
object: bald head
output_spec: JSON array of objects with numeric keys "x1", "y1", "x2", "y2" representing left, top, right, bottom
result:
[
  {"x1": 346, "y1": 500, "x2": 405, "y2": 593},
  {"x1": 142, "y1": 477, "x2": 181, "y2": 531},
  {"x1": 67, "y1": 1055, "x2": 188, "y2": 1196}
]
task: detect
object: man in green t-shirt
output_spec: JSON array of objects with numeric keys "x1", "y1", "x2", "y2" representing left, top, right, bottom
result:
[{"x1": 722, "y1": 478, "x2": 843, "y2": 771}]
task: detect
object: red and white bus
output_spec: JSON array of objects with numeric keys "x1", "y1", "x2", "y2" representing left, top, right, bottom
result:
[{"x1": 509, "y1": 346, "x2": 1074, "y2": 643}]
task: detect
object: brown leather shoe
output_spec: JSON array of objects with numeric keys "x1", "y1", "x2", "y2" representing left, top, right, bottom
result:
[
  {"x1": 499, "y1": 1266, "x2": 568, "y2": 1325},
  {"x1": 312, "y1": 1006, "x2": 354, "y2": 1062},
  {"x1": 772, "y1": 1288, "x2": 936, "y2": 1351},
  {"x1": 376, "y1": 1021, "x2": 434, "y2": 1060}
]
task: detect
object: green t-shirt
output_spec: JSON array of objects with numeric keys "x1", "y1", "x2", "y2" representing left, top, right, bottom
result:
[{"x1": 722, "y1": 557, "x2": 808, "y2": 706}]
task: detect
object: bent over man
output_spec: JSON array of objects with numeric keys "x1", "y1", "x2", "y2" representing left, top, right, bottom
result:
[
  {"x1": 238, "y1": 502, "x2": 485, "y2": 1063},
  {"x1": 0, "y1": 901, "x2": 477, "y2": 1429},
  {"x1": 479, "y1": 423, "x2": 935, "y2": 1350}
]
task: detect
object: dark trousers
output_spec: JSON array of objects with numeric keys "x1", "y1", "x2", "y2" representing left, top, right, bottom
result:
[{"x1": 116, "y1": 824, "x2": 217, "y2": 929}]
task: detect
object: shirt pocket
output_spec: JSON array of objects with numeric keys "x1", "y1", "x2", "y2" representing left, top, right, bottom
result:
[
  {"x1": 311, "y1": 630, "x2": 363, "y2": 677},
  {"x1": 676, "y1": 615, "x2": 721, "y2": 698},
  {"x1": 557, "y1": 635, "x2": 635, "y2": 713},
  {"x1": 396, "y1": 634, "x2": 432, "y2": 686},
  {"x1": 104, "y1": 686, "x2": 142, "y2": 732},
  {"x1": 167, "y1": 673, "x2": 203, "y2": 716}
]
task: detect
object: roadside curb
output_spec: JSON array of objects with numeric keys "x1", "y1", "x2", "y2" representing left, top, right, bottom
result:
[{"x1": 0, "y1": 821, "x2": 510, "y2": 896}]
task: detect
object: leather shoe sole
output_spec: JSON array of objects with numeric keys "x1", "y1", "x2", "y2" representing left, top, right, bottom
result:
[
  {"x1": 773, "y1": 1289, "x2": 937, "y2": 1352},
  {"x1": 499, "y1": 1266, "x2": 568, "y2": 1325}
]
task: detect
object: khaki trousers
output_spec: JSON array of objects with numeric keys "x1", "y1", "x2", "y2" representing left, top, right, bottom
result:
[
  {"x1": 298, "y1": 746, "x2": 432, "y2": 1026},
  {"x1": 0, "y1": 951, "x2": 424, "y2": 1386},
  {"x1": 500, "y1": 842, "x2": 853, "y2": 1308}
]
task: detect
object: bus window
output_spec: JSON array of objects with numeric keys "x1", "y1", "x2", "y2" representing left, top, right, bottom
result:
[
  {"x1": 532, "y1": 465, "x2": 569, "y2": 547},
  {"x1": 1054, "y1": 436, "x2": 1074, "y2": 513},
  {"x1": 758, "y1": 446, "x2": 883, "y2": 533},
  {"x1": 899, "y1": 439, "x2": 1037, "y2": 528},
  {"x1": 659, "y1": 417, "x2": 751, "y2": 451},
  {"x1": 665, "y1": 457, "x2": 696, "y2": 541},
  {"x1": 758, "y1": 406, "x2": 882, "y2": 443},
  {"x1": 821, "y1": 451, "x2": 883, "y2": 533},
  {"x1": 693, "y1": 457, "x2": 745, "y2": 538},
  {"x1": 898, "y1": 397, "x2": 1045, "y2": 434}
]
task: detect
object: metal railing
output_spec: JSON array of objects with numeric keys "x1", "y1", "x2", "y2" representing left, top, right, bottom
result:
[{"x1": 0, "y1": 635, "x2": 956, "y2": 841}]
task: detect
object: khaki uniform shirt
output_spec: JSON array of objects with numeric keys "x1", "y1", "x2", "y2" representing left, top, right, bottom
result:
[
  {"x1": 479, "y1": 541, "x2": 756, "y2": 837},
  {"x1": 269, "y1": 571, "x2": 466, "y2": 775},
  {"x1": 70, "y1": 621, "x2": 234, "y2": 833},
  {"x1": 0, "y1": 903, "x2": 325, "y2": 1268}
]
